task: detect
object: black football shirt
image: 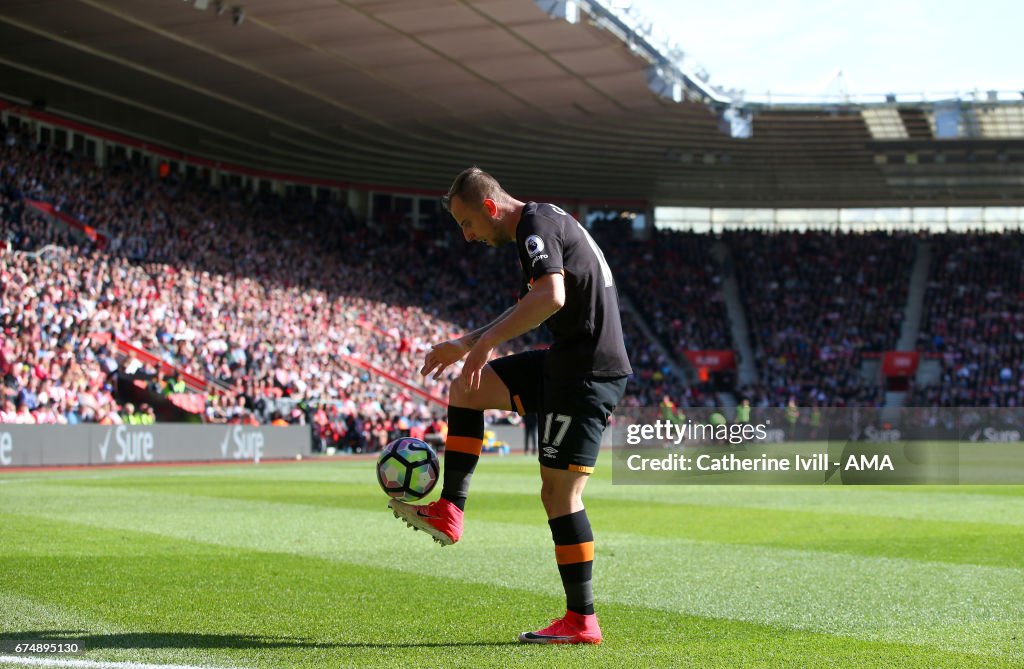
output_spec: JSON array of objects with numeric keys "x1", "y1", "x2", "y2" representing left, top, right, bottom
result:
[{"x1": 515, "y1": 202, "x2": 632, "y2": 380}]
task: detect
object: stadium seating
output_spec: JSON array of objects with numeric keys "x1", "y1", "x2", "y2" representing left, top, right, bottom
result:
[
  {"x1": 1, "y1": 126, "x2": 461, "y2": 432},
  {"x1": 728, "y1": 230, "x2": 913, "y2": 407},
  {"x1": 3, "y1": 120, "x2": 1020, "y2": 435},
  {"x1": 913, "y1": 233, "x2": 1024, "y2": 407}
]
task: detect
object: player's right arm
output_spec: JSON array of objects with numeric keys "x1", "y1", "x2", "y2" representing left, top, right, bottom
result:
[{"x1": 420, "y1": 305, "x2": 516, "y2": 380}]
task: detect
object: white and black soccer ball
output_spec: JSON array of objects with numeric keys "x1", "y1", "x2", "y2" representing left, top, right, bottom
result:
[{"x1": 376, "y1": 437, "x2": 440, "y2": 501}]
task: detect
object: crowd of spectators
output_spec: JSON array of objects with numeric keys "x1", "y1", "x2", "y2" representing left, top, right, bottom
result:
[
  {"x1": 728, "y1": 231, "x2": 914, "y2": 408},
  {"x1": 1, "y1": 124, "x2": 482, "y2": 437},
  {"x1": 596, "y1": 227, "x2": 729, "y2": 410},
  {"x1": 0, "y1": 174, "x2": 127, "y2": 424},
  {"x1": 614, "y1": 308, "x2": 706, "y2": 408},
  {"x1": 912, "y1": 233, "x2": 1024, "y2": 407},
  {"x1": 600, "y1": 229, "x2": 731, "y2": 354},
  {"x1": 597, "y1": 227, "x2": 911, "y2": 409},
  {"x1": 4, "y1": 118, "x2": 1023, "y2": 438},
  {"x1": 0, "y1": 123, "x2": 555, "y2": 445}
]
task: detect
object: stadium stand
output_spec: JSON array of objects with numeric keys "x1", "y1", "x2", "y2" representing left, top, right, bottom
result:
[
  {"x1": 730, "y1": 230, "x2": 914, "y2": 408},
  {"x1": 595, "y1": 226, "x2": 734, "y2": 409},
  {"x1": 602, "y1": 230, "x2": 731, "y2": 354},
  {"x1": 913, "y1": 232, "x2": 1024, "y2": 407},
  {"x1": 2, "y1": 123, "x2": 463, "y2": 435},
  {"x1": 1, "y1": 122, "x2": 546, "y2": 444},
  {"x1": 3, "y1": 114, "x2": 1022, "y2": 436}
]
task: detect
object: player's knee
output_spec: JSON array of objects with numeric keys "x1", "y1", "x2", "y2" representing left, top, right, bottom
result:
[
  {"x1": 540, "y1": 477, "x2": 579, "y2": 517},
  {"x1": 540, "y1": 479, "x2": 555, "y2": 510}
]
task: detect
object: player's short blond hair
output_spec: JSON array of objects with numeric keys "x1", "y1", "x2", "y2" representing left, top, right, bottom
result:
[{"x1": 442, "y1": 167, "x2": 507, "y2": 213}]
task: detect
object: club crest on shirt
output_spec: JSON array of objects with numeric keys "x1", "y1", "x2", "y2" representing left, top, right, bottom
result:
[{"x1": 525, "y1": 235, "x2": 545, "y2": 258}]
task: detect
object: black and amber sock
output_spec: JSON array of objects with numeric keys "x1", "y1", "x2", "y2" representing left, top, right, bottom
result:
[
  {"x1": 549, "y1": 509, "x2": 595, "y2": 616},
  {"x1": 439, "y1": 406, "x2": 484, "y2": 511}
]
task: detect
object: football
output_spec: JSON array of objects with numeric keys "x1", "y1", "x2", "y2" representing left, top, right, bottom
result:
[{"x1": 376, "y1": 437, "x2": 440, "y2": 501}]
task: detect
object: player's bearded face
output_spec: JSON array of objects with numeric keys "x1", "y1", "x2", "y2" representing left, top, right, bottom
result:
[
  {"x1": 485, "y1": 217, "x2": 513, "y2": 246},
  {"x1": 450, "y1": 196, "x2": 507, "y2": 247}
]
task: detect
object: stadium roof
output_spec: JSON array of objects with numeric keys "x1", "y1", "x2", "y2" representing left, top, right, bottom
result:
[{"x1": 1, "y1": 0, "x2": 1022, "y2": 207}]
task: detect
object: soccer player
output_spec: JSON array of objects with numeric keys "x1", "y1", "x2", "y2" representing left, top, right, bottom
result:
[{"x1": 389, "y1": 167, "x2": 631, "y2": 645}]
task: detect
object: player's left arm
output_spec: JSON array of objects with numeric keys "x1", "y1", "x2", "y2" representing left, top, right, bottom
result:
[
  {"x1": 460, "y1": 271, "x2": 565, "y2": 390},
  {"x1": 420, "y1": 305, "x2": 516, "y2": 380}
]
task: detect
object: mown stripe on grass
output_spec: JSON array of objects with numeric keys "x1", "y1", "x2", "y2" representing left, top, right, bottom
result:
[
  {"x1": 41, "y1": 469, "x2": 1024, "y2": 569},
  {"x1": 0, "y1": 591, "x2": 245, "y2": 669},
  {"x1": 43, "y1": 461, "x2": 1024, "y2": 527},
  {"x1": 2, "y1": 481, "x2": 1021, "y2": 661},
  {"x1": 0, "y1": 514, "x2": 1014, "y2": 669},
  {"x1": 0, "y1": 590, "x2": 107, "y2": 637},
  {"x1": 469, "y1": 469, "x2": 1024, "y2": 527},
  {"x1": 0, "y1": 656, "x2": 244, "y2": 669}
]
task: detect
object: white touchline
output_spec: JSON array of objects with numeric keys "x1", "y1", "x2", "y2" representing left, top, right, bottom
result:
[{"x1": 0, "y1": 656, "x2": 247, "y2": 669}]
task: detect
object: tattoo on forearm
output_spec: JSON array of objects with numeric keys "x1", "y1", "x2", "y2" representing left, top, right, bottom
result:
[{"x1": 462, "y1": 306, "x2": 515, "y2": 348}]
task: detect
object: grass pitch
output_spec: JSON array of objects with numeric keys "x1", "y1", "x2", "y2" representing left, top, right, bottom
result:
[{"x1": 1, "y1": 456, "x2": 1022, "y2": 668}]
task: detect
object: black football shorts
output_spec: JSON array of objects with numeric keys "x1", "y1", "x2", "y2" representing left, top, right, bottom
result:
[{"x1": 489, "y1": 350, "x2": 627, "y2": 473}]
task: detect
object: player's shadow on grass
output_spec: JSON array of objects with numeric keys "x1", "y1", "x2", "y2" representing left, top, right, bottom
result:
[
  {"x1": 2, "y1": 631, "x2": 518, "y2": 650},
  {"x1": 332, "y1": 642, "x2": 522, "y2": 648}
]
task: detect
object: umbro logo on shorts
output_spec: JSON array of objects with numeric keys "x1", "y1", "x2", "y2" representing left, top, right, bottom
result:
[{"x1": 542, "y1": 446, "x2": 558, "y2": 458}]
